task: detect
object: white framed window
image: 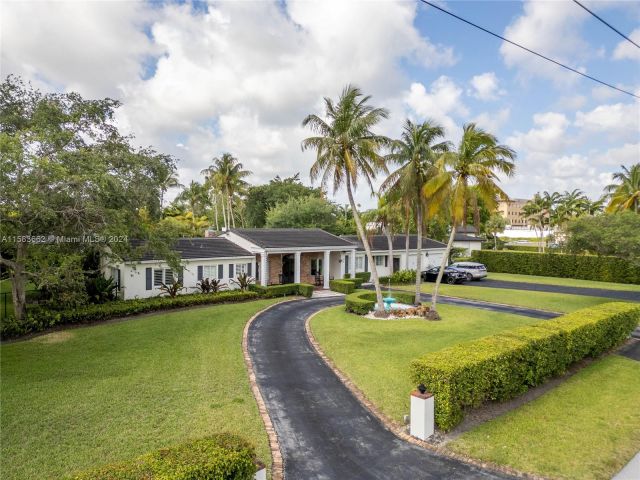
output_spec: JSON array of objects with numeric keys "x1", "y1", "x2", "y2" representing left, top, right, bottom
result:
[
  {"x1": 235, "y1": 263, "x2": 247, "y2": 275},
  {"x1": 153, "y1": 269, "x2": 163, "y2": 286},
  {"x1": 203, "y1": 265, "x2": 218, "y2": 279},
  {"x1": 374, "y1": 255, "x2": 384, "y2": 266},
  {"x1": 164, "y1": 269, "x2": 174, "y2": 284},
  {"x1": 356, "y1": 256, "x2": 364, "y2": 270}
]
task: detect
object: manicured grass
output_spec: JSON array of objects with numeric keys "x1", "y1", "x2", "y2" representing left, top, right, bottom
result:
[
  {"x1": 487, "y1": 272, "x2": 640, "y2": 292},
  {"x1": 449, "y1": 355, "x2": 640, "y2": 480},
  {"x1": 1, "y1": 298, "x2": 283, "y2": 480},
  {"x1": 309, "y1": 305, "x2": 540, "y2": 423},
  {"x1": 397, "y1": 283, "x2": 615, "y2": 313}
]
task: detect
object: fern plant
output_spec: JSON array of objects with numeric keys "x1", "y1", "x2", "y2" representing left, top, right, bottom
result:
[
  {"x1": 230, "y1": 273, "x2": 255, "y2": 291},
  {"x1": 196, "y1": 278, "x2": 228, "y2": 294},
  {"x1": 158, "y1": 280, "x2": 184, "y2": 298}
]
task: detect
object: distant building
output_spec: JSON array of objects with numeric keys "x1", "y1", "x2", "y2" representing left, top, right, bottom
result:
[
  {"x1": 498, "y1": 198, "x2": 529, "y2": 229},
  {"x1": 453, "y1": 225, "x2": 484, "y2": 256}
]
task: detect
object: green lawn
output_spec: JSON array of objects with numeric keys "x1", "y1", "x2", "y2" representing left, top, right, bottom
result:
[
  {"x1": 1, "y1": 298, "x2": 283, "y2": 480},
  {"x1": 309, "y1": 304, "x2": 541, "y2": 423},
  {"x1": 487, "y1": 272, "x2": 640, "y2": 292},
  {"x1": 449, "y1": 355, "x2": 640, "y2": 480},
  {"x1": 397, "y1": 283, "x2": 616, "y2": 313}
]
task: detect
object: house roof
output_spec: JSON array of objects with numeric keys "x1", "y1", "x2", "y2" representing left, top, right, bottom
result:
[
  {"x1": 229, "y1": 228, "x2": 356, "y2": 249},
  {"x1": 453, "y1": 233, "x2": 484, "y2": 242},
  {"x1": 341, "y1": 234, "x2": 446, "y2": 251},
  {"x1": 126, "y1": 238, "x2": 252, "y2": 261}
]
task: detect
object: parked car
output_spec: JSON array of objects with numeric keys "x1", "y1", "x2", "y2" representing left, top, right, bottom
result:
[
  {"x1": 449, "y1": 262, "x2": 488, "y2": 281},
  {"x1": 421, "y1": 267, "x2": 467, "y2": 284}
]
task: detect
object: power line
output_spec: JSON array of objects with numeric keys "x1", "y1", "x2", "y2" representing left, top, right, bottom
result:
[
  {"x1": 573, "y1": 0, "x2": 640, "y2": 49},
  {"x1": 418, "y1": 0, "x2": 639, "y2": 100}
]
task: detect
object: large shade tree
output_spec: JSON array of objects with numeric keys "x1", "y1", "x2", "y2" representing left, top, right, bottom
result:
[
  {"x1": 424, "y1": 123, "x2": 515, "y2": 315},
  {"x1": 0, "y1": 75, "x2": 176, "y2": 321},
  {"x1": 605, "y1": 164, "x2": 640, "y2": 213},
  {"x1": 302, "y1": 84, "x2": 390, "y2": 314},
  {"x1": 382, "y1": 119, "x2": 450, "y2": 305}
]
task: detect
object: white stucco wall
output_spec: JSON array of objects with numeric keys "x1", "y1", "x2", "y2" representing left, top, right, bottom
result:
[
  {"x1": 345, "y1": 248, "x2": 446, "y2": 277},
  {"x1": 453, "y1": 241, "x2": 482, "y2": 257}
]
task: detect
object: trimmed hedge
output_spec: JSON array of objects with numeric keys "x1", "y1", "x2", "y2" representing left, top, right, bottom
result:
[
  {"x1": 1, "y1": 290, "x2": 259, "y2": 339},
  {"x1": 410, "y1": 302, "x2": 640, "y2": 431},
  {"x1": 330, "y1": 279, "x2": 356, "y2": 294},
  {"x1": 249, "y1": 283, "x2": 313, "y2": 298},
  {"x1": 67, "y1": 433, "x2": 258, "y2": 480},
  {"x1": 345, "y1": 289, "x2": 416, "y2": 315},
  {"x1": 503, "y1": 245, "x2": 541, "y2": 252},
  {"x1": 355, "y1": 272, "x2": 371, "y2": 282},
  {"x1": 471, "y1": 250, "x2": 640, "y2": 284}
]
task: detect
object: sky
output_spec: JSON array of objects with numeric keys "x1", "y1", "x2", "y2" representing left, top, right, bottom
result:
[{"x1": 3, "y1": 0, "x2": 639, "y2": 209}]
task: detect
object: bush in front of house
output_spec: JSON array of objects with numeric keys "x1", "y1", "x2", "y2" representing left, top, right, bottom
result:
[
  {"x1": 0, "y1": 290, "x2": 259, "y2": 339},
  {"x1": 409, "y1": 302, "x2": 640, "y2": 431},
  {"x1": 67, "y1": 433, "x2": 258, "y2": 480},
  {"x1": 354, "y1": 271, "x2": 371, "y2": 282},
  {"x1": 471, "y1": 250, "x2": 640, "y2": 284},
  {"x1": 329, "y1": 279, "x2": 356, "y2": 294},
  {"x1": 345, "y1": 289, "x2": 416, "y2": 314},
  {"x1": 248, "y1": 283, "x2": 314, "y2": 298}
]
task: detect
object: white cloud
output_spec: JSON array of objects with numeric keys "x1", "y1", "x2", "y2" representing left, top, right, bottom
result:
[
  {"x1": 507, "y1": 112, "x2": 570, "y2": 154},
  {"x1": 613, "y1": 28, "x2": 640, "y2": 61},
  {"x1": 403, "y1": 76, "x2": 468, "y2": 137},
  {"x1": 575, "y1": 102, "x2": 640, "y2": 140},
  {"x1": 472, "y1": 108, "x2": 511, "y2": 134},
  {"x1": 500, "y1": 0, "x2": 590, "y2": 84},
  {"x1": 592, "y1": 143, "x2": 640, "y2": 166},
  {"x1": 550, "y1": 154, "x2": 593, "y2": 179},
  {"x1": 468, "y1": 72, "x2": 504, "y2": 101}
]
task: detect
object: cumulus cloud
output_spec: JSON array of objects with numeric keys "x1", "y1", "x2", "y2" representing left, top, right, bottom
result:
[
  {"x1": 592, "y1": 143, "x2": 640, "y2": 166},
  {"x1": 472, "y1": 108, "x2": 511, "y2": 134},
  {"x1": 468, "y1": 72, "x2": 505, "y2": 101},
  {"x1": 613, "y1": 28, "x2": 640, "y2": 61},
  {"x1": 507, "y1": 112, "x2": 571, "y2": 154},
  {"x1": 575, "y1": 103, "x2": 640, "y2": 140}
]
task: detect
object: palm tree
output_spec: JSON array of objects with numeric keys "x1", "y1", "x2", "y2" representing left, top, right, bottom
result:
[
  {"x1": 375, "y1": 195, "x2": 400, "y2": 276},
  {"x1": 301, "y1": 84, "x2": 390, "y2": 314},
  {"x1": 605, "y1": 164, "x2": 640, "y2": 213},
  {"x1": 176, "y1": 181, "x2": 208, "y2": 218},
  {"x1": 424, "y1": 123, "x2": 515, "y2": 315},
  {"x1": 554, "y1": 189, "x2": 588, "y2": 227},
  {"x1": 159, "y1": 170, "x2": 183, "y2": 213},
  {"x1": 382, "y1": 119, "x2": 450, "y2": 305}
]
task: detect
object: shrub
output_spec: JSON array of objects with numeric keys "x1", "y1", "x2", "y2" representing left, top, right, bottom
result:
[
  {"x1": 230, "y1": 273, "x2": 255, "y2": 291},
  {"x1": 471, "y1": 250, "x2": 640, "y2": 284},
  {"x1": 248, "y1": 283, "x2": 313, "y2": 298},
  {"x1": 345, "y1": 289, "x2": 416, "y2": 315},
  {"x1": 67, "y1": 433, "x2": 258, "y2": 480},
  {"x1": 330, "y1": 279, "x2": 355, "y2": 294},
  {"x1": 196, "y1": 278, "x2": 228, "y2": 294},
  {"x1": 343, "y1": 273, "x2": 351, "y2": 279},
  {"x1": 503, "y1": 245, "x2": 540, "y2": 252},
  {"x1": 1, "y1": 291, "x2": 259, "y2": 339},
  {"x1": 410, "y1": 302, "x2": 640, "y2": 431},
  {"x1": 390, "y1": 269, "x2": 417, "y2": 284},
  {"x1": 355, "y1": 272, "x2": 371, "y2": 282},
  {"x1": 350, "y1": 277, "x2": 363, "y2": 288}
]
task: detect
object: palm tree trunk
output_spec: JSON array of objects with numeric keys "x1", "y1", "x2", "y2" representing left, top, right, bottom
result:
[
  {"x1": 221, "y1": 194, "x2": 228, "y2": 230},
  {"x1": 414, "y1": 204, "x2": 423, "y2": 306},
  {"x1": 404, "y1": 208, "x2": 410, "y2": 269},
  {"x1": 384, "y1": 224, "x2": 394, "y2": 275},
  {"x1": 346, "y1": 176, "x2": 384, "y2": 314},
  {"x1": 227, "y1": 190, "x2": 236, "y2": 228},
  {"x1": 213, "y1": 194, "x2": 219, "y2": 231},
  {"x1": 431, "y1": 225, "x2": 456, "y2": 314}
]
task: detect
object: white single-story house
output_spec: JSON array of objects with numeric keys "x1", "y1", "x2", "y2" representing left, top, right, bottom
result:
[
  {"x1": 104, "y1": 228, "x2": 450, "y2": 299},
  {"x1": 340, "y1": 235, "x2": 447, "y2": 277},
  {"x1": 453, "y1": 226, "x2": 484, "y2": 257}
]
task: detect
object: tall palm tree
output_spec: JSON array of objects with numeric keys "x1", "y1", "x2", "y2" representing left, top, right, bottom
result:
[
  {"x1": 523, "y1": 191, "x2": 558, "y2": 252},
  {"x1": 605, "y1": 164, "x2": 640, "y2": 213},
  {"x1": 159, "y1": 169, "x2": 183, "y2": 213},
  {"x1": 176, "y1": 181, "x2": 208, "y2": 218},
  {"x1": 375, "y1": 195, "x2": 400, "y2": 276},
  {"x1": 424, "y1": 123, "x2": 515, "y2": 315},
  {"x1": 301, "y1": 84, "x2": 390, "y2": 314},
  {"x1": 554, "y1": 189, "x2": 588, "y2": 227},
  {"x1": 382, "y1": 119, "x2": 450, "y2": 305}
]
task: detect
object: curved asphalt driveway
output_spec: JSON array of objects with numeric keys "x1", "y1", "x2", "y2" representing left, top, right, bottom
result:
[
  {"x1": 248, "y1": 298, "x2": 517, "y2": 479},
  {"x1": 471, "y1": 279, "x2": 640, "y2": 302}
]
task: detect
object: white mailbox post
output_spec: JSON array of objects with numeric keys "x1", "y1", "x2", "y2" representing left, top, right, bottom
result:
[{"x1": 410, "y1": 389, "x2": 434, "y2": 440}]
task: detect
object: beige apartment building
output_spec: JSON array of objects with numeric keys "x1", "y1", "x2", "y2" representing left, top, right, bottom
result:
[{"x1": 498, "y1": 198, "x2": 529, "y2": 229}]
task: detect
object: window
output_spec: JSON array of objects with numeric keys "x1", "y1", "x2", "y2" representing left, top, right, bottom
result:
[
  {"x1": 203, "y1": 265, "x2": 218, "y2": 279},
  {"x1": 165, "y1": 269, "x2": 174, "y2": 284},
  {"x1": 235, "y1": 263, "x2": 247, "y2": 276},
  {"x1": 374, "y1": 255, "x2": 384, "y2": 266},
  {"x1": 153, "y1": 269, "x2": 163, "y2": 286},
  {"x1": 311, "y1": 258, "x2": 323, "y2": 276},
  {"x1": 356, "y1": 256, "x2": 364, "y2": 270}
]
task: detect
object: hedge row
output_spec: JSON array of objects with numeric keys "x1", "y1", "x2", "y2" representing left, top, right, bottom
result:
[
  {"x1": 379, "y1": 269, "x2": 417, "y2": 285},
  {"x1": 345, "y1": 289, "x2": 416, "y2": 315},
  {"x1": 503, "y1": 245, "x2": 541, "y2": 252},
  {"x1": 355, "y1": 271, "x2": 371, "y2": 282},
  {"x1": 471, "y1": 250, "x2": 640, "y2": 284},
  {"x1": 248, "y1": 283, "x2": 313, "y2": 298},
  {"x1": 67, "y1": 433, "x2": 258, "y2": 480},
  {"x1": 410, "y1": 302, "x2": 640, "y2": 431},
  {"x1": 1, "y1": 290, "x2": 260, "y2": 339},
  {"x1": 329, "y1": 279, "x2": 356, "y2": 294}
]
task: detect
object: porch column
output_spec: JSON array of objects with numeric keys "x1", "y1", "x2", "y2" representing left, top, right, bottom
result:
[
  {"x1": 294, "y1": 251, "x2": 301, "y2": 284},
  {"x1": 350, "y1": 249, "x2": 356, "y2": 277},
  {"x1": 323, "y1": 250, "x2": 330, "y2": 289},
  {"x1": 260, "y1": 252, "x2": 269, "y2": 286}
]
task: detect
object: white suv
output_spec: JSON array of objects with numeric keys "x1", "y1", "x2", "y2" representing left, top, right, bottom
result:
[{"x1": 449, "y1": 262, "x2": 488, "y2": 281}]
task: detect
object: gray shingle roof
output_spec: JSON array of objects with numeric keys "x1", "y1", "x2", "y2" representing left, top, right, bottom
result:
[
  {"x1": 230, "y1": 228, "x2": 356, "y2": 249},
  {"x1": 341, "y1": 234, "x2": 446, "y2": 251},
  {"x1": 454, "y1": 233, "x2": 484, "y2": 242},
  {"x1": 127, "y1": 238, "x2": 252, "y2": 261}
]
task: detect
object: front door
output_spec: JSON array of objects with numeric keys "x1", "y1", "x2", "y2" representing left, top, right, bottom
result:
[
  {"x1": 393, "y1": 257, "x2": 400, "y2": 272},
  {"x1": 282, "y1": 254, "x2": 295, "y2": 284}
]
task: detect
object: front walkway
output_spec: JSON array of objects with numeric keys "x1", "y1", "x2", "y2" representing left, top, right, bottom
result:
[{"x1": 247, "y1": 298, "x2": 515, "y2": 479}]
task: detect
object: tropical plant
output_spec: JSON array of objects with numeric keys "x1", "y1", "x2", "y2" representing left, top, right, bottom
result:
[
  {"x1": 158, "y1": 280, "x2": 184, "y2": 298},
  {"x1": 196, "y1": 277, "x2": 228, "y2": 294},
  {"x1": 176, "y1": 181, "x2": 209, "y2": 218},
  {"x1": 484, "y1": 213, "x2": 508, "y2": 249},
  {"x1": 85, "y1": 274, "x2": 118, "y2": 304},
  {"x1": 424, "y1": 123, "x2": 516, "y2": 315},
  {"x1": 375, "y1": 195, "x2": 401, "y2": 275},
  {"x1": 522, "y1": 191, "x2": 557, "y2": 252},
  {"x1": 301, "y1": 84, "x2": 391, "y2": 314},
  {"x1": 382, "y1": 119, "x2": 450, "y2": 305},
  {"x1": 605, "y1": 164, "x2": 640, "y2": 213},
  {"x1": 159, "y1": 170, "x2": 183, "y2": 211},
  {"x1": 230, "y1": 273, "x2": 254, "y2": 291}
]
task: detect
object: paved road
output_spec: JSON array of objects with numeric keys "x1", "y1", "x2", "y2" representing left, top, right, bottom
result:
[
  {"x1": 248, "y1": 298, "x2": 516, "y2": 479},
  {"x1": 471, "y1": 278, "x2": 640, "y2": 302}
]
